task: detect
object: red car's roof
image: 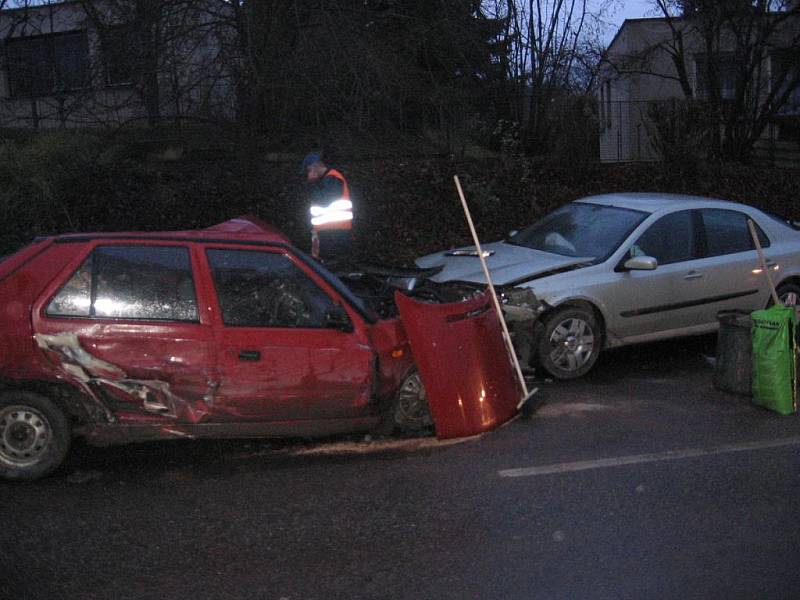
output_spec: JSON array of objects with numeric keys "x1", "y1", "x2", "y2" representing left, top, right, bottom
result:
[{"x1": 54, "y1": 216, "x2": 293, "y2": 246}]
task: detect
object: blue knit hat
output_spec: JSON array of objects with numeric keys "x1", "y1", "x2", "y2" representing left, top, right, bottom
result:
[{"x1": 301, "y1": 152, "x2": 322, "y2": 174}]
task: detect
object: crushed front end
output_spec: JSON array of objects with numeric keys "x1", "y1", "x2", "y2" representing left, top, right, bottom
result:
[{"x1": 337, "y1": 263, "x2": 543, "y2": 438}]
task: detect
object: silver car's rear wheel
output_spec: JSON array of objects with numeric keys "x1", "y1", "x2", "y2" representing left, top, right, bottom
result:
[
  {"x1": 775, "y1": 283, "x2": 800, "y2": 308},
  {"x1": 538, "y1": 307, "x2": 600, "y2": 379}
]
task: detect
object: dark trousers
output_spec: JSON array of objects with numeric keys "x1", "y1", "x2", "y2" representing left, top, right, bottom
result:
[{"x1": 317, "y1": 229, "x2": 352, "y2": 263}]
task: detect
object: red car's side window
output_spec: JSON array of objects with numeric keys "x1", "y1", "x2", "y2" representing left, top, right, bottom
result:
[
  {"x1": 206, "y1": 248, "x2": 337, "y2": 328},
  {"x1": 46, "y1": 258, "x2": 93, "y2": 317},
  {"x1": 46, "y1": 245, "x2": 198, "y2": 322}
]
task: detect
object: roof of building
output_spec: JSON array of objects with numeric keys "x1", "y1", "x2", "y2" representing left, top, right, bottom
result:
[{"x1": 603, "y1": 17, "x2": 675, "y2": 61}]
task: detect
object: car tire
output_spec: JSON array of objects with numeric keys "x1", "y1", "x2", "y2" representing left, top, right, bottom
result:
[
  {"x1": 537, "y1": 306, "x2": 600, "y2": 380},
  {"x1": 0, "y1": 391, "x2": 71, "y2": 481},
  {"x1": 387, "y1": 369, "x2": 434, "y2": 436},
  {"x1": 774, "y1": 282, "x2": 800, "y2": 308}
]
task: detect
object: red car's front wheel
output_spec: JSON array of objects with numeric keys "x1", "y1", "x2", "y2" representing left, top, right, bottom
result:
[{"x1": 390, "y1": 369, "x2": 433, "y2": 436}]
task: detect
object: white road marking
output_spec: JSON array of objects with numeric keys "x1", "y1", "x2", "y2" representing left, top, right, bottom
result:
[
  {"x1": 536, "y1": 402, "x2": 619, "y2": 417},
  {"x1": 498, "y1": 436, "x2": 800, "y2": 478}
]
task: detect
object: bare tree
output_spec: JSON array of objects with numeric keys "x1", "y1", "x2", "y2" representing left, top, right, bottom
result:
[
  {"x1": 214, "y1": 1, "x2": 507, "y2": 145},
  {"x1": 483, "y1": 0, "x2": 612, "y2": 153},
  {"x1": 79, "y1": 0, "x2": 236, "y2": 127},
  {"x1": 1, "y1": 1, "x2": 96, "y2": 128},
  {"x1": 1, "y1": 0, "x2": 606, "y2": 152},
  {"x1": 0, "y1": 0, "x2": 235, "y2": 129}
]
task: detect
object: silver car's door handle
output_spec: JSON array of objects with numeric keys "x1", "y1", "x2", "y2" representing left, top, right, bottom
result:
[
  {"x1": 684, "y1": 270, "x2": 704, "y2": 280},
  {"x1": 765, "y1": 260, "x2": 778, "y2": 268}
]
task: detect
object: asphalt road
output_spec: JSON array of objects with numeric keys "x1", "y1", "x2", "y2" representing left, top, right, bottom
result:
[{"x1": 3, "y1": 335, "x2": 800, "y2": 600}]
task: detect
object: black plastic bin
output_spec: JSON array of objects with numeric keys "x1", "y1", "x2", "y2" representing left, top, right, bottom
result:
[{"x1": 714, "y1": 310, "x2": 752, "y2": 396}]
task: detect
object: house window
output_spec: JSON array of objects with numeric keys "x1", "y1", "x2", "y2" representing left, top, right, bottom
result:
[
  {"x1": 5, "y1": 31, "x2": 89, "y2": 97},
  {"x1": 695, "y1": 53, "x2": 737, "y2": 101},
  {"x1": 605, "y1": 81, "x2": 612, "y2": 128},
  {"x1": 101, "y1": 26, "x2": 137, "y2": 86},
  {"x1": 771, "y1": 50, "x2": 800, "y2": 116},
  {"x1": 599, "y1": 84, "x2": 605, "y2": 131}
]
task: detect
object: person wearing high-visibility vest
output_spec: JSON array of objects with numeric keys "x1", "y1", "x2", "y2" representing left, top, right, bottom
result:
[{"x1": 301, "y1": 153, "x2": 353, "y2": 261}]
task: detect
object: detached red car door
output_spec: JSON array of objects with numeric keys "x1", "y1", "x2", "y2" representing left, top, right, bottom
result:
[{"x1": 201, "y1": 245, "x2": 375, "y2": 421}]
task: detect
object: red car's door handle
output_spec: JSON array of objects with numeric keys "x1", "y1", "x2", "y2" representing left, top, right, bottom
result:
[{"x1": 238, "y1": 350, "x2": 261, "y2": 361}]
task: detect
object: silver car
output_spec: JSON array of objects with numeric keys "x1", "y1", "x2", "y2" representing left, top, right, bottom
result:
[{"x1": 417, "y1": 193, "x2": 800, "y2": 379}]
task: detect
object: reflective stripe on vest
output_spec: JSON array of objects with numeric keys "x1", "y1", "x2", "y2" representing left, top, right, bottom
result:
[{"x1": 309, "y1": 169, "x2": 353, "y2": 232}]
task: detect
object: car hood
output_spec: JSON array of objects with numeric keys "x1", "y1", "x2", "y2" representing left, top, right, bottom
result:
[
  {"x1": 395, "y1": 290, "x2": 521, "y2": 438},
  {"x1": 416, "y1": 241, "x2": 594, "y2": 286}
]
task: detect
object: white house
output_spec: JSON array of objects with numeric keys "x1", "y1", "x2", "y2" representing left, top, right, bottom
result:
[{"x1": 599, "y1": 12, "x2": 800, "y2": 165}]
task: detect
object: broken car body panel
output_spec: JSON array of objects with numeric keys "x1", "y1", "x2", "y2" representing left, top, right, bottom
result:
[
  {"x1": 396, "y1": 291, "x2": 521, "y2": 439},
  {"x1": 32, "y1": 331, "x2": 215, "y2": 424},
  {"x1": 417, "y1": 240, "x2": 596, "y2": 286}
]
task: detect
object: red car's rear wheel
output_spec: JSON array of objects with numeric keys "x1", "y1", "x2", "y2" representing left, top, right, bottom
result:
[{"x1": 0, "y1": 392, "x2": 70, "y2": 481}]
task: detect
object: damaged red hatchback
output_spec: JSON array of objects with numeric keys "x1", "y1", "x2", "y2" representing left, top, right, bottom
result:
[{"x1": 0, "y1": 218, "x2": 523, "y2": 480}]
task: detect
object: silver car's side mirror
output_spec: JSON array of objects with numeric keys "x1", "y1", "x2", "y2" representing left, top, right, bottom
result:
[
  {"x1": 507, "y1": 230, "x2": 518, "y2": 238},
  {"x1": 623, "y1": 256, "x2": 658, "y2": 271}
]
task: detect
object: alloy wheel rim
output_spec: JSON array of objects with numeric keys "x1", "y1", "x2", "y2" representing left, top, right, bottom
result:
[
  {"x1": 0, "y1": 405, "x2": 52, "y2": 467},
  {"x1": 780, "y1": 291, "x2": 798, "y2": 306},
  {"x1": 548, "y1": 317, "x2": 595, "y2": 372}
]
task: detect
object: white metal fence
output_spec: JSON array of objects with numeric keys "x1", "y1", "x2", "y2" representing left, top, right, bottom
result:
[{"x1": 599, "y1": 101, "x2": 660, "y2": 163}]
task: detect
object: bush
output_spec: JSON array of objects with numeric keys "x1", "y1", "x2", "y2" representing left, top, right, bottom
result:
[
  {"x1": 0, "y1": 132, "x2": 103, "y2": 253},
  {"x1": 1, "y1": 130, "x2": 798, "y2": 263},
  {"x1": 645, "y1": 98, "x2": 713, "y2": 184}
]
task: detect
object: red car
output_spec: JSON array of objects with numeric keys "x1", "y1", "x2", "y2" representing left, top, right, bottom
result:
[{"x1": 0, "y1": 218, "x2": 522, "y2": 480}]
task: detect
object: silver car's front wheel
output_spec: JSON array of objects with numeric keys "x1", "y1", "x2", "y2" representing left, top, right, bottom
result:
[{"x1": 538, "y1": 307, "x2": 600, "y2": 379}]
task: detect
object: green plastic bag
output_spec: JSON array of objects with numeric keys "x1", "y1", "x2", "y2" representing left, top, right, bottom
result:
[{"x1": 751, "y1": 305, "x2": 797, "y2": 415}]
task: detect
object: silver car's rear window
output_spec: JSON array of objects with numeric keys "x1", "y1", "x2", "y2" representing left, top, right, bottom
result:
[
  {"x1": 766, "y1": 211, "x2": 800, "y2": 231},
  {"x1": 507, "y1": 202, "x2": 648, "y2": 259}
]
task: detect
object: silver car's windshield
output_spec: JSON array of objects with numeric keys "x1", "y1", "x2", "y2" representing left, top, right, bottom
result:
[{"x1": 507, "y1": 202, "x2": 648, "y2": 259}]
